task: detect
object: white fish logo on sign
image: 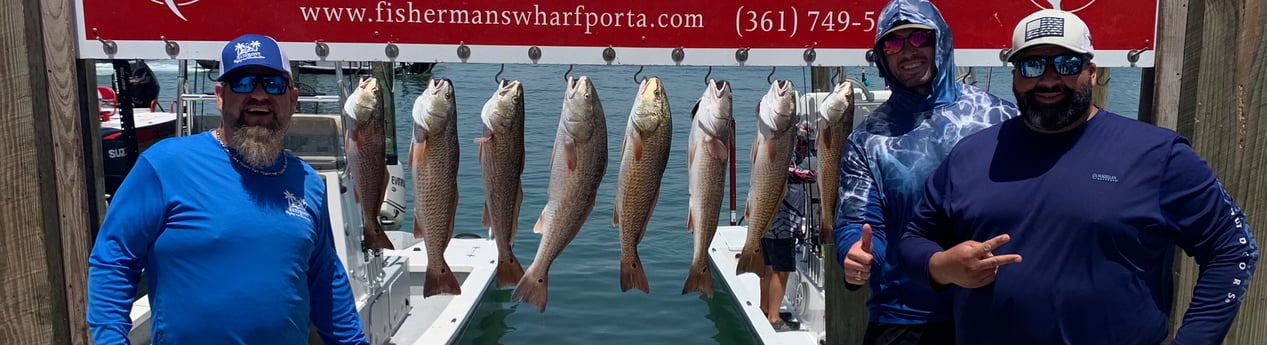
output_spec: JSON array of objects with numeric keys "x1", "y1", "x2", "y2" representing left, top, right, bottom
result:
[
  {"x1": 150, "y1": 0, "x2": 201, "y2": 21},
  {"x1": 1031, "y1": 0, "x2": 1097, "y2": 12}
]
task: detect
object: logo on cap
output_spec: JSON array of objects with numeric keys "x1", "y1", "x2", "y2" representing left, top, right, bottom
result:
[
  {"x1": 150, "y1": 0, "x2": 200, "y2": 21},
  {"x1": 1024, "y1": 17, "x2": 1065, "y2": 41},
  {"x1": 233, "y1": 41, "x2": 266, "y2": 64}
]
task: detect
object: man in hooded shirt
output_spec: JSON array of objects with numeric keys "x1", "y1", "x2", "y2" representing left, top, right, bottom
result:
[{"x1": 831, "y1": 0, "x2": 1019, "y2": 343}]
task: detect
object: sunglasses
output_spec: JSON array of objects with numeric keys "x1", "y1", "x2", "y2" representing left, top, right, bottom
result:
[
  {"x1": 226, "y1": 74, "x2": 290, "y2": 95},
  {"x1": 1015, "y1": 54, "x2": 1089, "y2": 78},
  {"x1": 881, "y1": 29, "x2": 935, "y2": 55}
]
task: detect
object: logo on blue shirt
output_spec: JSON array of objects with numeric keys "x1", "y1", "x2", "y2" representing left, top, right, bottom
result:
[
  {"x1": 283, "y1": 190, "x2": 312, "y2": 221},
  {"x1": 1091, "y1": 173, "x2": 1119, "y2": 183}
]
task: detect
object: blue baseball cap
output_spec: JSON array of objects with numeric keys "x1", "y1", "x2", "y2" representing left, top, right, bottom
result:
[{"x1": 217, "y1": 34, "x2": 291, "y2": 81}]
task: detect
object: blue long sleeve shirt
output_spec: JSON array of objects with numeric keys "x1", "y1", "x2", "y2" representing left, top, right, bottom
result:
[
  {"x1": 900, "y1": 111, "x2": 1258, "y2": 345},
  {"x1": 87, "y1": 132, "x2": 369, "y2": 345}
]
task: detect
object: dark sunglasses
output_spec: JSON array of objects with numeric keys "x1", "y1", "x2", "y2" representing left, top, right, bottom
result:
[
  {"x1": 881, "y1": 29, "x2": 935, "y2": 55},
  {"x1": 1016, "y1": 54, "x2": 1089, "y2": 78},
  {"x1": 226, "y1": 74, "x2": 290, "y2": 95}
]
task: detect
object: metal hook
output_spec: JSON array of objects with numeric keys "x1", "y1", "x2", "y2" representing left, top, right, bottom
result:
[
  {"x1": 424, "y1": 62, "x2": 436, "y2": 75},
  {"x1": 634, "y1": 66, "x2": 644, "y2": 85},
  {"x1": 767, "y1": 66, "x2": 777, "y2": 84},
  {"x1": 831, "y1": 67, "x2": 841, "y2": 85},
  {"x1": 564, "y1": 64, "x2": 573, "y2": 81},
  {"x1": 704, "y1": 66, "x2": 712, "y2": 85},
  {"x1": 495, "y1": 64, "x2": 504, "y2": 83}
]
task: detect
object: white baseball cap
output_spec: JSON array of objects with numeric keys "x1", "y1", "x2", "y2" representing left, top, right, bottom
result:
[{"x1": 1005, "y1": 9, "x2": 1094, "y2": 62}]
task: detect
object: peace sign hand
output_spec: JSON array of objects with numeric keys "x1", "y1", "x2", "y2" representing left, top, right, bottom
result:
[{"x1": 928, "y1": 234, "x2": 1023, "y2": 288}]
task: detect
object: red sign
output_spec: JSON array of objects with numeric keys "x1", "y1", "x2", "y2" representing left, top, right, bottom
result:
[{"x1": 76, "y1": 0, "x2": 1157, "y2": 66}]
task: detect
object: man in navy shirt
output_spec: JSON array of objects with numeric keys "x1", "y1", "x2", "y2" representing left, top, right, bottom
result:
[{"x1": 900, "y1": 9, "x2": 1258, "y2": 345}]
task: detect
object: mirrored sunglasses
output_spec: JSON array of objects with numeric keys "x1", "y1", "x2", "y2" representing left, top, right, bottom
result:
[
  {"x1": 227, "y1": 74, "x2": 290, "y2": 95},
  {"x1": 881, "y1": 29, "x2": 936, "y2": 55},
  {"x1": 1016, "y1": 54, "x2": 1089, "y2": 78}
]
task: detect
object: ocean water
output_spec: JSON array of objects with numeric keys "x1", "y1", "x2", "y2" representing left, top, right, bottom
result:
[{"x1": 96, "y1": 61, "x2": 1143, "y2": 345}]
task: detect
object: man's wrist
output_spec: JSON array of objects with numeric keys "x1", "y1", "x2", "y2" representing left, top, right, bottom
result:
[{"x1": 928, "y1": 251, "x2": 951, "y2": 285}]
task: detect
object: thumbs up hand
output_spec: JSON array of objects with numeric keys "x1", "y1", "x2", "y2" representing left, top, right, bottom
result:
[{"x1": 843, "y1": 224, "x2": 874, "y2": 285}]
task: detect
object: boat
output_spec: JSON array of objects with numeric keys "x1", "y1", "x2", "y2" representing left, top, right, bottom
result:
[
  {"x1": 707, "y1": 80, "x2": 890, "y2": 345},
  {"x1": 117, "y1": 77, "x2": 497, "y2": 345}
]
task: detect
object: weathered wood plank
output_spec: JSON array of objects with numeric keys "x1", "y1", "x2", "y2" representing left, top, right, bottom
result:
[
  {"x1": 1149, "y1": 0, "x2": 1189, "y2": 129},
  {"x1": 1, "y1": 0, "x2": 58, "y2": 343},
  {"x1": 40, "y1": 0, "x2": 92, "y2": 342},
  {"x1": 1170, "y1": 0, "x2": 1267, "y2": 343}
]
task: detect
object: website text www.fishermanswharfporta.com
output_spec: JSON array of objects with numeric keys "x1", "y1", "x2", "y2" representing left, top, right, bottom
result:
[{"x1": 298, "y1": 2, "x2": 707, "y2": 34}]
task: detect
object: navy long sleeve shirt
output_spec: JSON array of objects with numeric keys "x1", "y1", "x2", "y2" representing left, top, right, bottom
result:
[{"x1": 900, "y1": 110, "x2": 1258, "y2": 345}]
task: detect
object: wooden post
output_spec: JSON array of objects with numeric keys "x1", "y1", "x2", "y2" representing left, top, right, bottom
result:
[
  {"x1": 1154, "y1": 0, "x2": 1267, "y2": 343},
  {"x1": 1, "y1": 0, "x2": 93, "y2": 343},
  {"x1": 818, "y1": 65, "x2": 867, "y2": 345}
]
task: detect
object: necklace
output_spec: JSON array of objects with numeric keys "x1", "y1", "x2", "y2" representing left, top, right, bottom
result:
[{"x1": 212, "y1": 129, "x2": 287, "y2": 176}]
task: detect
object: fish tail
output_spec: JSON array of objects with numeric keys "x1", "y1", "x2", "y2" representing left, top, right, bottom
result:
[
  {"x1": 495, "y1": 250, "x2": 526, "y2": 288},
  {"x1": 736, "y1": 249, "x2": 764, "y2": 276},
  {"x1": 423, "y1": 258, "x2": 462, "y2": 297},
  {"x1": 362, "y1": 221, "x2": 395, "y2": 250},
  {"x1": 681, "y1": 260, "x2": 715, "y2": 298},
  {"x1": 619, "y1": 250, "x2": 649, "y2": 294},
  {"x1": 512, "y1": 265, "x2": 549, "y2": 313}
]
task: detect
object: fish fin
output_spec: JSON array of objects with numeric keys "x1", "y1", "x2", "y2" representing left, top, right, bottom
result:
[
  {"x1": 533, "y1": 209, "x2": 547, "y2": 234},
  {"x1": 512, "y1": 185, "x2": 523, "y2": 240},
  {"x1": 512, "y1": 265, "x2": 549, "y2": 313},
  {"x1": 412, "y1": 217, "x2": 424, "y2": 239},
  {"x1": 707, "y1": 137, "x2": 729, "y2": 160},
  {"x1": 764, "y1": 138, "x2": 778, "y2": 161},
  {"x1": 423, "y1": 259, "x2": 462, "y2": 297},
  {"x1": 631, "y1": 128, "x2": 643, "y2": 162},
  {"x1": 564, "y1": 139, "x2": 577, "y2": 171},
  {"x1": 686, "y1": 211, "x2": 694, "y2": 233},
  {"x1": 620, "y1": 252, "x2": 650, "y2": 294},
  {"x1": 642, "y1": 190, "x2": 659, "y2": 242},
  {"x1": 681, "y1": 261, "x2": 715, "y2": 298},
  {"x1": 408, "y1": 140, "x2": 427, "y2": 172},
  {"x1": 820, "y1": 123, "x2": 833, "y2": 148},
  {"x1": 613, "y1": 200, "x2": 620, "y2": 227},
  {"x1": 687, "y1": 139, "x2": 696, "y2": 171},
  {"x1": 482, "y1": 202, "x2": 491, "y2": 228},
  {"x1": 475, "y1": 126, "x2": 493, "y2": 144},
  {"x1": 496, "y1": 250, "x2": 526, "y2": 288}
]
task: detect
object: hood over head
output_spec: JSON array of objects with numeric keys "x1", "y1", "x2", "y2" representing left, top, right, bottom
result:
[{"x1": 873, "y1": 0, "x2": 960, "y2": 113}]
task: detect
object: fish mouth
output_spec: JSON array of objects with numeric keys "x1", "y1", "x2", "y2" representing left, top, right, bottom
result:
[
  {"x1": 710, "y1": 80, "x2": 730, "y2": 96},
  {"x1": 774, "y1": 80, "x2": 793, "y2": 97},
  {"x1": 567, "y1": 76, "x2": 590, "y2": 99},
  {"x1": 639, "y1": 76, "x2": 661, "y2": 99},
  {"x1": 499, "y1": 80, "x2": 523, "y2": 96},
  {"x1": 430, "y1": 78, "x2": 452, "y2": 95}
]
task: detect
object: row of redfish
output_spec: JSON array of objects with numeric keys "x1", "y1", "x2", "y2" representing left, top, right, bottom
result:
[{"x1": 341, "y1": 75, "x2": 855, "y2": 313}]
